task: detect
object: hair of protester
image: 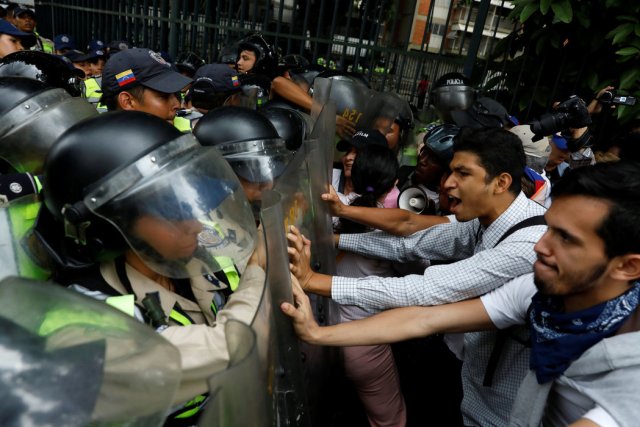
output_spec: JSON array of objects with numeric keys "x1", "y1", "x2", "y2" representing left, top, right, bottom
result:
[
  {"x1": 100, "y1": 85, "x2": 145, "y2": 111},
  {"x1": 551, "y1": 161, "x2": 640, "y2": 259},
  {"x1": 453, "y1": 127, "x2": 525, "y2": 194},
  {"x1": 339, "y1": 145, "x2": 399, "y2": 234}
]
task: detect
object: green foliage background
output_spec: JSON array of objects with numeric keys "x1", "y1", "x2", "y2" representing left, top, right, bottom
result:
[{"x1": 485, "y1": 0, "x2": 640, "y2": 125}]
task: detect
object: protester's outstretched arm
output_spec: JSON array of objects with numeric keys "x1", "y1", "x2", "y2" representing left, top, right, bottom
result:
[
  {"x1": 281, "y1": 276, "x2": 494, "y2": 346},
  {"x1": 323, "y1": 185, "x2": 449, "y2": 236},
  {"x1": 287, "y1": 225, "x2": 333, "y2": 296}
]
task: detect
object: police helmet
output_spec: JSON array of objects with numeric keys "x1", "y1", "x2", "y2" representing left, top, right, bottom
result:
[
  {"x1": 43, "y1": 111, "x2": 256, "y2": 277},
  {"x1": 0, "y1": 76, "x2": 98, "y2": 174},
  {"x1": 423, "y1": 124, "x2": 460, "y2": 166},
  {"x1": 289, "y1": 63, "x2": 325, "y2": 87},
  {"x1": 430, "y1": 72, "x2": 476, "y2": 123},
  {"x1": 281, "y1": 54, "x2": 309, "y2": 69},
  {"x1": 175, "y1": 51, "x2": 205, "y2": 77},
  {"x1": 237, "y1": 32, "x2": 279, "y2": 78},
  {"x1": 194, "y1": 106, "x2": 291, "y2": 184},
  {"x1": 261, "y1": 106, "x2": 311, "y2": 151},
  {"x1": 0, "y1": 51, "x2": 85, "y2": 96},
  {"x1": 218, "y1": 42, "x2": 239, "y2": 65}
]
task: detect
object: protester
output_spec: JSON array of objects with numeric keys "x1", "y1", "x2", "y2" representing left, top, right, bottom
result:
[
  {"x1": 283, "y1": 161, "x2": 640, "y2": 427},
  {"x1": 287, "y1": 127, "x2": 547, "y2": 425}
]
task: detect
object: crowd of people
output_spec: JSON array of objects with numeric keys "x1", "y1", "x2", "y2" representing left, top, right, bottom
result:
[{"x1": 1, "y1": 3, "x2": 640, "y2": 426}]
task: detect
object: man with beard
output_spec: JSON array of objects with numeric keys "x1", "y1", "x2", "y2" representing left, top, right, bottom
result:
[{"x1": 284, "y1": 161, "x2": 640, "y2": 426}]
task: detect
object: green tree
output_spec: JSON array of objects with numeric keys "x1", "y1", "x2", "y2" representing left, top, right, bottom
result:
[{"x1": 485, "y1": 0, "x2": 640, "y2": 124}]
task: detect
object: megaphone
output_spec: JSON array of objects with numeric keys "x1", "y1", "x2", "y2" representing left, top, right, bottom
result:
[{"x1": 397, "y1": 185, "x2": 436, "y2": 214}]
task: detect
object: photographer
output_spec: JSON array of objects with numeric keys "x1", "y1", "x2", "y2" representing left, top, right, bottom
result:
[{"x1": 529, "y1": 95, "x2": 595, "y2": 182}]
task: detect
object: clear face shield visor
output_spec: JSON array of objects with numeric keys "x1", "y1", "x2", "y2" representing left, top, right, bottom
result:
[
  {"x1": 216, "y1": 138, "x2": 292, "y2": 218},
  {"x1": 0, "y1": 88, "x2": 98, "y2": 173},
  {"x1": 83, "y1": 134, "x2": 257, "y2": 278},
  {"x1": 431, "y1": 85, "x2": 476, "y2": 123},
  {"x1": 362, "y1": 92, "x2": 414, "y2": 150}
]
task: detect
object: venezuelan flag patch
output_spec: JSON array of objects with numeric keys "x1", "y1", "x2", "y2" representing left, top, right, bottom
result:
[
  {"x1": 116, "y1": 69, "x2": 136, "y2": 87},
  {"x1": 231, "y1": 75, "x2": 239, "y2": 87}
]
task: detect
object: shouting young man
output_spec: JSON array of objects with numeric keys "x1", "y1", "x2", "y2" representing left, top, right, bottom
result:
[{"x1": 284, "y1": 161, "x2": 640, "y2": 427}]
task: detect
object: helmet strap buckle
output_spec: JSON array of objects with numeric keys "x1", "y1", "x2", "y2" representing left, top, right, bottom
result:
[{"x1": 61, "y1": 203, "x2": 91, "y2": 245}]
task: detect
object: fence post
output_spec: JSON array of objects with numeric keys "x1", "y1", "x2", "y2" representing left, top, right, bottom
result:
[
  {"x1": 462, "y1": 0, "x2": 491, "y2": 78},
  {"x1": 168, "y1": 0, "x2": 179, "y2": 57}
]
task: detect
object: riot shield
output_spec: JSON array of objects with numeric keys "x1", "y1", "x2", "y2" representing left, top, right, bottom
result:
[
  {"x1": 312, "y1": 75, "x2": 372, "y2": 162},
  {"x1": 360, "y1": 90, "x2": 416, "y2": 163},
  {"x1": 271, "y1": 116, "x2": 341, "y2": 425},
  {"x1": 0, "y1": 276, "x2": 181, "y2": 426},
  {"x1": 312, "y1": 75, "x2": 371, "y2": 131},
  {"x1": 198, "y1": 320, "x2": 269, "y2": 427},
  {"x1": 0, "y1": 199, "x2": 50, "y2": 281},
  {"x1": 307, "y1": 104, "x2": 338, "y2": 273}
]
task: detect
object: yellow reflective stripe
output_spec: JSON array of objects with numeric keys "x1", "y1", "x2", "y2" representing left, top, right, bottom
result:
[
  {"x1": 199, "y1": 219, "x2": 241, "y2": 291},
  {"x1": 173, "y1": 116, "x2": 192, "y2": 132},
  {"x1": 169, "y1": 309, "x2": 192, "y2": 326},
  {"x1": 106, "y1": 294, "x2": 135, "y2": 317},
  {"x1": 223, "y1": 261, "x2": 239, "y2": 291},
  {"x1": 23, "y1": 202, "x2": 40, "y2": 221},
  {"x1": 174, "y1": 394, "x2": 207, "y2": 418},
  {"x1": 210, "y1": 300, "x2": 218, "y2": 316},
  {"x1": 38, "y1": 308, "x2": 129, "y2": 336},
  {"x1": 84, "y1": 78, "x2": 103, "y2": 103},
  {"x1": 33, "y1": 175, "x2": 43, "y2": 193}
]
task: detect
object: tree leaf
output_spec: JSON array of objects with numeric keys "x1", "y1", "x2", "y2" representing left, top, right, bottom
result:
[
  {"x1": 605, "y1": 0, "x2": 622, "y2": 8},
  {"x1": 575, "y1": 11, "x2": 590, "y2": 29},
  {"x1": 585, "y1": 71, "x2": 599, "y2": 92},
  {"x1": 535, "y1": 34, "x2": 549, "y2": 55},
  {"x1": 620, "y1": 68, "x2": 640, "y2": 90},
  {"x1": 520, "y1": 3, "x2": 539, "y2": 23},
  {"x1": 617, "y1": 15, "x2": 640, "y2": 24},
  {"x1": 635, "y1": 24, "x2": 640, "y2": 37},
  {"x1": 611, "y1": 23, "x2": 635, "y2": 45},
  {"x1": 551, "y1": 0, "x2": 573, "y2": 24},
  {"x1": 540, "y1": 0, "x2": 552, "y2": 15},
  {"x1": 616, "y1": 47, "x2": 640, "y2": 56}
]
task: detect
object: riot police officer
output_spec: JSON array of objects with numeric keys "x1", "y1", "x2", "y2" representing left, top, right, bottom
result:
[
  {"x1": 429, "y1": 72, "x2": 476, "y2": 123},
  {"x1": 100, "y1": 47, "x2": 192, "y2": 124},
  {"x1": 0, "y1": 50, "x2": 85, "y2": 97},
  {"x1": 194, "y1": 106, "x2": 292, "y2": 220},
  {"x1": 0, "y1": 17, "x2": 35, "y2": 58},
  {"x1": 0, "y1": 76, "x2": 98, "y2": 280},
  {"x1": 39, "y1": 111, "x2": 266, "y2": 424}
]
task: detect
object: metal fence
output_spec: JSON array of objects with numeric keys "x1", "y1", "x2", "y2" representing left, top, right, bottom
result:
[
  {"x1": 32, "y1": 0, "x2": 590, "y2": 124},
  {"x1": 33, "y1": 0, "x2": 478, "y2": 104}
]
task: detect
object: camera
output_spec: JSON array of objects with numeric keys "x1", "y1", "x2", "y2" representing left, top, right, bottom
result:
[
  {"x1": 529, "y1": 96, "x2": 591, "y2": 139},
  {"x1": 598, "y1": 90, "x2": 637, "y2": 106}
]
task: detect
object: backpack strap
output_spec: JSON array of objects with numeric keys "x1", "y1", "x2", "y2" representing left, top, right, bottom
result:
[
  {"x1": 495, "y1": 215, "x2": 546, "y2": 246},
  {"x1": 483, "y1": 215, "x2": 546, "y2": 387}
]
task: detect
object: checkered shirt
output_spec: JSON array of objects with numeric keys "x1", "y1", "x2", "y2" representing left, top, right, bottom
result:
[{"x1": 333, "y1": 192, "x2": 546, "y2": 425}]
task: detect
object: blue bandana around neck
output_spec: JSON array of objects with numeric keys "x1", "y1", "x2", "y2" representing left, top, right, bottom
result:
[{"x1": 529, "y1": 282, "x2": 640, "y2": 384}]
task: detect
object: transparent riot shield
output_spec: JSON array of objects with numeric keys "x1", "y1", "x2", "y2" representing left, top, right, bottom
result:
[
  {"x1": 0, "y1": 199, "x2": 50, "y2": 282},
  {"x1": 0, "y1": 276, "x2": 181, "y2": 426},
  {"x1": 312, "y1": 75, "x2": 371, "y2": 130},
  {"x1": 306, "y1": 104, "x2": 338, "y2": 274},
  {"x1": 271, "y1": 107, "x2": 341, "y2": 425},
  {"x1": 197, "y1": 320, "x2": 269, "y2": 427},
  {"x1": 359, "y1": 90, "x2": 415, "y2": 163},
  {"x1": 312, "y1": 75, "x2": 372, "y2": 162}
]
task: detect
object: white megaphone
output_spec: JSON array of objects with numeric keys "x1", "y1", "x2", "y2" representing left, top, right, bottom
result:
[{"x1": 397, "y1": 185, "x2": 436, "y2": 214}]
